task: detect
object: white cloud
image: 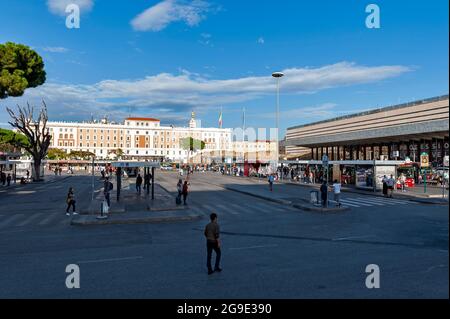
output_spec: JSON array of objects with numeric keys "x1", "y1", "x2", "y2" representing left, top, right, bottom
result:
[
  {"x1": 43, "y1": 46, "x2": 69, "y2": 53},
  {"x1": 47, "y1": 0, "x2": 94, "y2": 16},
  {"x1": 131, "y1": 0, "x2": 210, "y2": 32},
  {"x1": 1, "y1": 62, "x2": 411, "y2": 124},
  {"x1": 257, "y1": 37, "x2": 265, "y2": 45}
]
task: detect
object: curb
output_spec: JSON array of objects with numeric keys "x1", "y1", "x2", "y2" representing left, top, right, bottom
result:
[
  {"x1": 223, "y1": 186, "x2": 293, "y2": 205},
  {"x1": 407, "y1": 199, "x2": 449, "y2": 205},
  {"x1": 70, "y1": 214, "x2": 203, "y2": 226},
  {"x1": 292, "y1": 203, "x2": 351, "y2": 213}
]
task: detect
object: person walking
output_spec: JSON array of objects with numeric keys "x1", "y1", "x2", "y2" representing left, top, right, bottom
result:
[
  {"x1": 6, "y1": 173, "x2": 11, "y2": 186},
  {"x1": 26, "y1": 170, "x2": 30, "y2": 181},
  {"x1": 386, "y1": 174, "x2": 395, "y2": 198},
  {"x1": 143, "y1": 172, "x2": 152, "y2": 194},
  {"x1": 182, "y1": 181, "x2": 189, "y2": 205},
  {"x1": 204, "y1": 213, "x2": 222, "y2": 275},
  {"x1": 268, "y1": 174, "x2": 274, "y2": 191},
  {"x1": 320, "y1": 181, "x2": 328, "y2": 207},
  {"x1": 176, "y1": 179, "x2": 183, "y2": 205},
  {"x1": 332, "y1": 179, "x2": 342, "y2": 207},
  {"x1": 65, "y1": 187, "x2": 77, "y2": 216},
  {"x1": 382, "y1": 175, "x2": 388, "y2": 197},
  {"x1": 136, "y1": 174, "x2": 143, "y2": 195},
  {"x1": 400, "y1": 173, "x2": 407, "y2": 192},
  {"x1": 1, "y1": 172, "x2": 6, "y2": 186},
  {"x1": 103, "y1": 177, "x2": 113, "y2": 207}
]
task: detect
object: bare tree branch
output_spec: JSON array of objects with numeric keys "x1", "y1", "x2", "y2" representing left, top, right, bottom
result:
[{"x1": 6, "y1": 101, "x2": 52, "y2": 181}]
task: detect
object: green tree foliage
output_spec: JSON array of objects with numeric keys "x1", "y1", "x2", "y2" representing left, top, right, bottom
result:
[
  {"x1": 108, "y1": 148, "x2": 124, "y2": 159},
  {"x1": 0, "y1": 128, "x2": 30, "y2": 152},
  {"x1": 0, "y1": 42, "x2": 46, "y2": 99},
  {"x1": 68, "y1": 150, "x2": 95, "y2": 160},
  {"x1": 47, "y1": 148, "x2": 68, "y2": 160},
  {"x1": 180, "y1": 137, "x2": 205, "y2": 152}
]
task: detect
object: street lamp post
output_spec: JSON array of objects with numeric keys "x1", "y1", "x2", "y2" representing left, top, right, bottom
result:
[{"x1": 272, "y1": 72, "x2": 284, "y2": 174}]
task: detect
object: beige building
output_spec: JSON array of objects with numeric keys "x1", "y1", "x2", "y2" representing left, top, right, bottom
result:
[{"x1": 48, "y1": 113, "x2": 232, "y2": 162}]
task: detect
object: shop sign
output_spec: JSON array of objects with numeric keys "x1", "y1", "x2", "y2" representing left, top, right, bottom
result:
[{"x1": 420, "y1": 152, "x2": 429, "y2": 168}]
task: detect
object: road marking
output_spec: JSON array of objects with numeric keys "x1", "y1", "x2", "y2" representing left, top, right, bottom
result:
[
  {"x1": 376, "y1": 198, "x2": 410, "y2": 204},
  {"x1": 333, "y1": 235, "x2": 376, "y2": 241},
  {"x1": 354, "y1": 197, "x2": 406, "y2": 205},
  {"x1": 229, "y1": 244, "x2": 278, "y2": 250},
  {"x1": 216, "y1": 204, "x2": 239, "y2": 215},
  {"x1": 38, "y1": 213, "x2": 61, "y2": 226},
  {"x1": 17, "y1": 213, "x2": 45, "y2": 227},
  {"x1": 0, "y1": 214, "x2": 25, "y2": 227},
  {"x1": 340, "y1": 198, "x2": 374, "y2": 206},
  {"x1": 202, "y1": 204, "x2": 220, "y2": 213},
  {"x1": 242, "y1": 202, "x2": 277, "y2": 213},
  {"x1": 338, "y1": 199, "x2": 362, "y2": 207},
  {"x1": 344, "y1": 197, "x2": 385, "y2": 206},
  {"x1": 77, "y1": 256, "x2": 144, "y2": 264}
]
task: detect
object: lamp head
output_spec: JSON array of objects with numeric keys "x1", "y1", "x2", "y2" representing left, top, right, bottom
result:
[{"x1": 272, "y1": 72, "x2": 284, "y2": 78}]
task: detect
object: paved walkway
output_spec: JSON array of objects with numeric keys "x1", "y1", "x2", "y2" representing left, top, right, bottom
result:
[
  {"x1": 216, "y1": 172, "x2": 449, "y2": 202},
  {"x1": 73, "y1": 176, "x2": 199, "y2": 225}
]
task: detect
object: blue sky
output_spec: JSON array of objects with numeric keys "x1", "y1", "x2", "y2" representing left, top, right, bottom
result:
[{"x1": 0, "y1": 0, "x2": 448, "y2": 137}]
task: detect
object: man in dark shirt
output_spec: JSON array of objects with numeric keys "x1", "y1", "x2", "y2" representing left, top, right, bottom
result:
[{"x1": 204, "y1": 213, "x2": 222, "y2": 275}]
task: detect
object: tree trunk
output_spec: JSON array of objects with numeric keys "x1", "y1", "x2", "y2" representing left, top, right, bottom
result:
[{"x1": 33, "y1": 158, "x2": 42, "y2": 181}]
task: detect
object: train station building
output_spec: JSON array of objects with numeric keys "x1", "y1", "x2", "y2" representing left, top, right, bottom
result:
[{"x1": 284, "y1": 95, "x2": 449, "y2": 189}]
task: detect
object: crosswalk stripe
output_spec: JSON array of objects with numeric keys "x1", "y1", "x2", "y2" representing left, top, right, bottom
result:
[
  {"x1": 340, "y1": 199, "x2": 373, "y2": 206},
  {"x1": 377, "y1": 198, "x2": 410, "y2": 204},
  {"x1": 17, "y1": 213, "x2": 45, "y2": 227},
  {"x1": 353, "y1": 197, "x2": 403, "y2": 205},
  {"x1": 0, "y1": 214, "x2": 25, "y2": 227},
  {"x1": 350, "y1": 198, "x2": 386, "y2": 206},
  {"x1": 202, "y1": 204, "x2": 221, "y2": 214},
  {"x1": 38, "y1": 213, "x2": 61, "y2": 226},
  {"x1": 344, "y1": 198, "x2": 385, "y2": 206},
  {"x1": 246, "y1": 202, "x2": 290, "y2": 213},
  {"x1": 354, "y1": 197, "x2": 410, "y2": 205},
  {"x1": 338, "y1": 200, "x2": 361, "y2": 207},
  {"x1": 216, "y1": 204, "x2": 239, "y2": 215}
]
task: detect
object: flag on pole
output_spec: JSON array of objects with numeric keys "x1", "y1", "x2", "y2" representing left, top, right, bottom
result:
[{"x1": 218, "y1": 110, "x2": 223, "y2": 128}]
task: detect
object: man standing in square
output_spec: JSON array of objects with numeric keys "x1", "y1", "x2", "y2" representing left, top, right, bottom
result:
[{"x1": 204, "y1": 213, "x2": 222, "y2": 275}]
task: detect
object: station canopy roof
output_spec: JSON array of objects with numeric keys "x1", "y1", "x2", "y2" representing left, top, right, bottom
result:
[{"x1": 111, "y1": 161, "x2": 160, "y2": 168}]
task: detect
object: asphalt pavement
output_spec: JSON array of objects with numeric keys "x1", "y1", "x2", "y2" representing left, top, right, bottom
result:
[{"x1": 0, "y1": 171, "x2": 447, "y2": 298}]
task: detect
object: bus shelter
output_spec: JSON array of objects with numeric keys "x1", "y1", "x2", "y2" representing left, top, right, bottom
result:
[{"x1": 111, "y1": 161, "x2": 160, "y2": 201}]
